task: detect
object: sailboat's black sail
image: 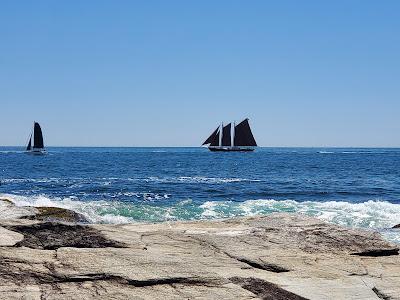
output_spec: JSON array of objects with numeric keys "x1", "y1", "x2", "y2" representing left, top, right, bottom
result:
[
  {"x1": 26, "y1": 122, "x2": 46, "y2": 154},
  {"x1": 202, "y1": 127, "x2": 219, "y2": 145},
  {"x1": 26, "y1": 134, "x2": 32, "y2": 151},
  {"x1": 221, "y1": 123, "x2": 231, "y2": 146},
  {"x1": 234, "y1": 119, "x2": 257, "y2": 147},
  {"x1": 33, "y1": 122, "x2": 44, "y2": 149}
]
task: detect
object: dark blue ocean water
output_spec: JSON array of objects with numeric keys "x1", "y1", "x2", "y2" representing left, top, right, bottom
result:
[{"x1": 1, "y1": 147, "x2": 399, "y2": 241}]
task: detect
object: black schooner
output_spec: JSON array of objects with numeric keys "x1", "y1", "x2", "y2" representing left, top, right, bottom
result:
[
  {"x1": 26, "y1": 122, "x2": 46, "y2": 155},
  {"x1": 202, "y1": 119, "x2": 257, "y2": 152}
]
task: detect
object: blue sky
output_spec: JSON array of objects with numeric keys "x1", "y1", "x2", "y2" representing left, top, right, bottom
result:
[{"x1": 0, "y1": 0, "x2": 399, "y2": 147}]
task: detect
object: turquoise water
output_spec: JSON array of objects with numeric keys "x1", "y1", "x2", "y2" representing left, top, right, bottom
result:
[{"x1": 0, "y1": 147, "x2": 399, "y2": 242}]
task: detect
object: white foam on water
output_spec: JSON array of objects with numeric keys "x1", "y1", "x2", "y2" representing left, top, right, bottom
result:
[
  {"x1": 1, "y1": 193, "x2": 399, "y2": 243},
  {"x1": 1, "y1": 178, "x2": 64, "y2": 184},
  {"x1": 0, "y1": 193, "x2": 133, "y2": 224},
  {"x1": 199, "y1": 201, "x2": 220, "y2": 218},
  {"x1": 177, "y1": 199, "x2": 193, "y2": 205},
  {"x1": 202, "y1": 199, "x2": 400, "y2": 229},
  {"x1": 197, "y1": 199, "x2": 400, "y2": 243},
  {"x1": 0, "y1": 150, "x2": 23, "y2": 154},
  {"x1": 297, "y1": 200, "x2": 400, "y2": 229},
  {"x1": 142, "y1": 176, "x2": 260, "y2": 184}
]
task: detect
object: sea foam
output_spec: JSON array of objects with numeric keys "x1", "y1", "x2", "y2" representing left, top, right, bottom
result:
[{"x1": 1, "y1": 193, "x2": 399, "y2": 243}]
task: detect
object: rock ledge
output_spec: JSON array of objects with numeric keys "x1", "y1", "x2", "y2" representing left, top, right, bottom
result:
[{"x1": 0, "y1": 212, "x2": 399, "y2": 299}]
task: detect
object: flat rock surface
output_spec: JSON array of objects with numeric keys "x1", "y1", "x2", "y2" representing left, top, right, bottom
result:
[
  {"x1": 0, "y1": 226, "x2": 24, "y2": 246},
  {"x1": 0, "y1": 213, "x2": 399, "y2": 299}
]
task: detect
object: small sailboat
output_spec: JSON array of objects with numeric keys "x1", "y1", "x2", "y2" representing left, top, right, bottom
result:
[
  {"x1": 26, "y1": 122, "x2": 46, "y2": 155},
  {"x1": 202, "y1": 118, "x2": 257, "y2": 152}
]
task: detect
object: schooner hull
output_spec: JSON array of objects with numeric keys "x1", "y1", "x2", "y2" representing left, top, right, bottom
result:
[{"x1": 208, "y1": 147, "x2": 255, "y2": 152}]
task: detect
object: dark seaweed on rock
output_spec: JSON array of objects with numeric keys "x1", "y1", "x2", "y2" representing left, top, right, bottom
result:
[
  {"x1": 22, "y1": 206, "x2": 89, "y2": 223},
  {"x1": 7, "y1": 222, "x2": 127, "y2": 250}
]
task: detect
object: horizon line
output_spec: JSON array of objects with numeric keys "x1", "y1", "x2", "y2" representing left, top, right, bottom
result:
[{"x1": 1, "y1": 145, "x2": 400, "y2": 149}]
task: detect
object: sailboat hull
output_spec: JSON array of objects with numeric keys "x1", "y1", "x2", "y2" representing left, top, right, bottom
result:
[
  {"x1": 26, "y1": 149, "x2": 47, "y2": 155},
  {"x1": 208, "y1": 147, "x2": 255, "y2": 152}
]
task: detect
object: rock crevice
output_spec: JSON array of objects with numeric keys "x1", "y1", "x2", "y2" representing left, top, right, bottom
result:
[{"x1": 230, "y1": 277, "x2": 308, "y2": 300}]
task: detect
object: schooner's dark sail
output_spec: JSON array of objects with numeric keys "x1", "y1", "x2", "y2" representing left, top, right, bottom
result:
[
  {"x1": 202, "y1": 127, "x2": 219, "y2": 145},
  {"x1": 202, "y1": 119, "x2": 257, "y2": 152},
  {"x1": 221, "y1": 123, "x2": 231, "y2": 146},
  {"x1": 210, "y1": 130, "x2": 220, "y2": 146},
  {"x1": 233, "y1": 119, "x2": 257, "y2": 147},
  {"x1": 26, "y1": 122, "x2": 46, "y2": 155}
]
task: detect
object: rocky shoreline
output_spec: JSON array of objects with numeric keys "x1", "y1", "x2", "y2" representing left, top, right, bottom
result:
[{"x1": 0, "y1": 198, "x2": 399, "y2": 299}]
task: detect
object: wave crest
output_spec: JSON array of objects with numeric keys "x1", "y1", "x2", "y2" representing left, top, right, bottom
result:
[{"x1": 1, "y1": 193, "x2": 399, "y2": 243}]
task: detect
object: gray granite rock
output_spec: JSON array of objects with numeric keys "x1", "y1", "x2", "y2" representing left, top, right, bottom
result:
[
  {"x1": 0, "y1": 213, "x2": 399, "y2": 299},
  {"x1": 0, "y1": 226, "x2": 24, "y2": 246},
  {"x1": 0, "y1": 198, "x2": 38, "y2": 219},
  {"x1": 0, "y1": 199, "x2": 88, "y2": 223}
]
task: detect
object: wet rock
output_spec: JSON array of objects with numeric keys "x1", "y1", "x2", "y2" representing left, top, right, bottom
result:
[
  {"x1": 0, "y1": 202, "x2": 37, "y2": 220},
  {"x1": 0, "y1": 198, "x2": 14, "y2": 205},
  {"x1": 6, "y1": 222, "x2": 127, "y2": 250},
  {"x1": 22, "y1": 206, "x2": 89, "y2": 223},
  {"x1": 0, "y1": 199, "x2": 88, "y2": 223}
]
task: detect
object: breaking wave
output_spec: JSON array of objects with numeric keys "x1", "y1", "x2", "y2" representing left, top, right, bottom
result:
[{"x1": 2, "y1": 193, "x2": 400, "y2": 243}]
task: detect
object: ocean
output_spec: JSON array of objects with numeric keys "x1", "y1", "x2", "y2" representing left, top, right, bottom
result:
[{"x1": 1, "y1": 147, "x2": 399, "y2": 243}]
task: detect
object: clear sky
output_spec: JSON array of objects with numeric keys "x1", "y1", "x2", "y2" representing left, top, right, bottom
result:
[{"x1": 0, "y1": 0, "x2": 399, "y2": 147}]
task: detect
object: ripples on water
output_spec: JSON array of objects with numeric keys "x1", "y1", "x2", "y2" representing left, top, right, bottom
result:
[{"x1": 0, "y1": 147, "x2": 399, "y2": 242}]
